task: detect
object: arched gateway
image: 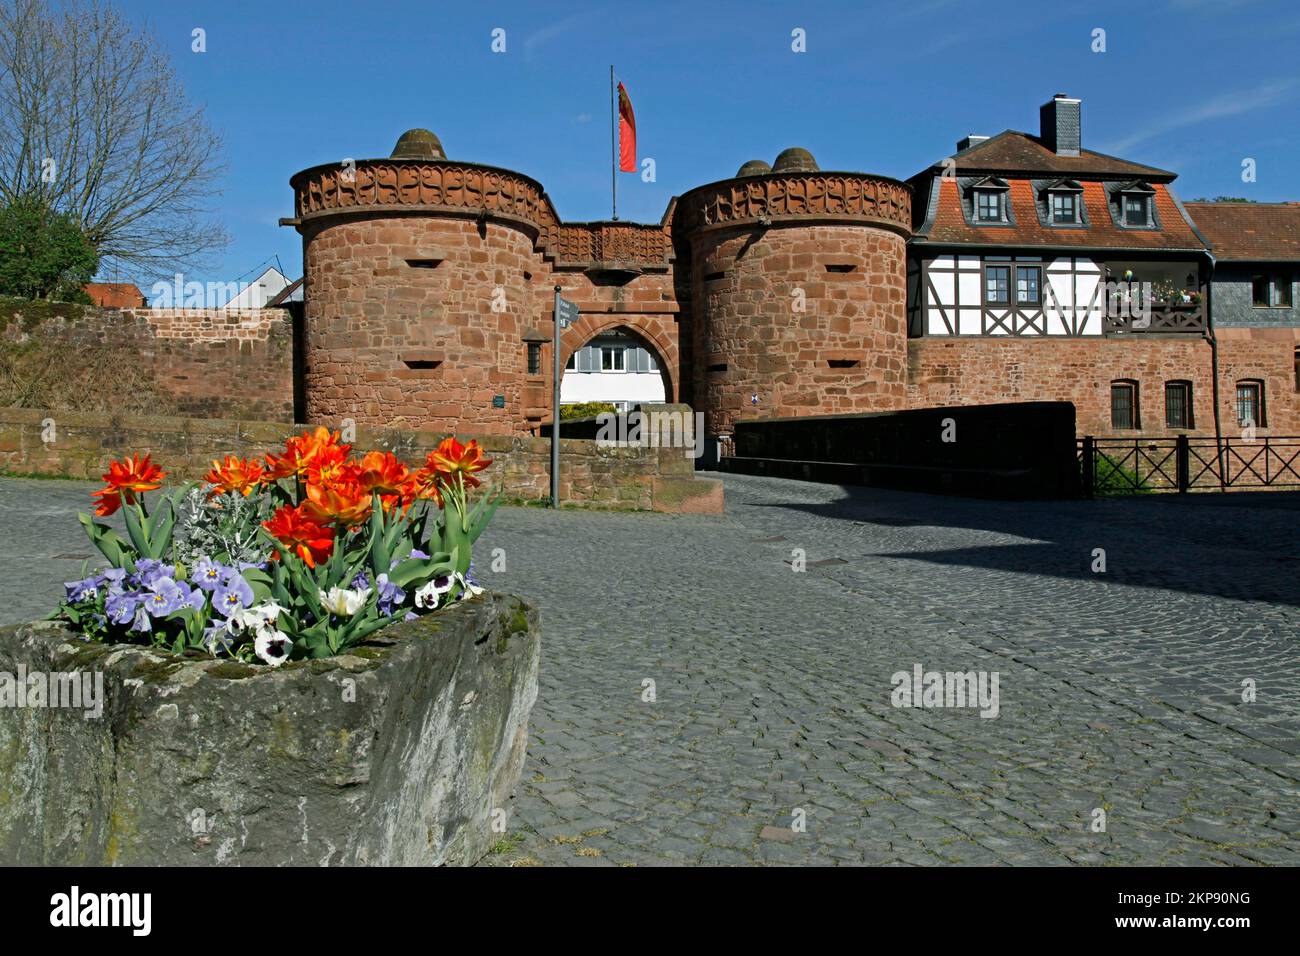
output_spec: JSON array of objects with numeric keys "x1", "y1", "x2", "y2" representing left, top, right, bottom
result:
[{"x1": 283, "y1": 128, "x2": 911, "y2": 440}]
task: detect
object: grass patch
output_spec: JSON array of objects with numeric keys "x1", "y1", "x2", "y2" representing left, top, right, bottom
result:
[{"x1": 1092, "y1": 453, "x2": 1153, "y2": 495}]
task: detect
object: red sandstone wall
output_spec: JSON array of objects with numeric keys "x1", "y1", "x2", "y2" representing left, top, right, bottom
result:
[
  {"x1": 0, "y1": 406, "x2": 721, "y2": 513},
  {"x1": 551, "y1": 269, "x2": 682, "y2": 406},
  {"x1": 303, "y1": 217, "x2": 540, "y2": 435},
  {"x1": 907, "y1": 328, "x2": 1300, "y2": 437},
  {"x1": 690, "y1": 224, "x2": 907, "y2": 435},
  {"x1": 0, "y1": 304, "x2": 294, "y2": 421},
  {"x1": 302, "y1": 212, "x2": 687, "y2": 435}
]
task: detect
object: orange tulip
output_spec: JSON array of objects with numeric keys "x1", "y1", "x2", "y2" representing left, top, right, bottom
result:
[
  {"x1": 425, "y1": 437, "x2": 492, "y2": 489},
  {"x1": 263, "y1": 504, "x2": 336, "y2": 568},
  {"x1": 265, "y1": 427, "x2": 352, "y2": 481},
  {"x1": 302, "y1": 480, "x2": 373, "y2": 528},
  {"x1": 91, "y1": 453, "x2": 166, "y2": 517},
  {"x1": 410, "y1": 468, "x2": 445, "y2": 508},
  {"x1": 355, "y1": 451, "x2": 410, "y2": 495},
  {"x1": 303, "y1": 443, "x2": 354, "y2": 487},
  {"x1": 203, "y1": 455, "x2": 266, "y2": 497}
]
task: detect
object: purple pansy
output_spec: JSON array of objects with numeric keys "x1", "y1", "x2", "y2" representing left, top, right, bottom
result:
[
  {"x1": 64, "y1": 577, "x2": 98, "y2": 603},
  {"x1": 96, "y1": 568, "x2": 128, "y2": 591},
  {"x1": 213, "y1": 573, "x2": 254, "y2": 618},
  {"x1": 131, "y1": 559, "x2": 170, "y2": 588},
  {"x1": 106, "y1": 590, "x2": 140, "y2": 625},
  {"x1": 143, "y1": 577, "x2": 188, "y2": 618},
  {"x1": 375, "y1": 573, "x2": 406, "y2": 616},
  {"x1": 192, "y1": 557, "x2": 229, "y2": 592}
]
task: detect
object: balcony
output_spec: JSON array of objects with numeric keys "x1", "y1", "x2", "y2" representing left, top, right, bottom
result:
[
  {"x1": 1101, "y1": 266, "x2": 1206, "y2": 334},
  {"x1": 1104, "y1": 297, "x2": 1207, "y2": 333}
]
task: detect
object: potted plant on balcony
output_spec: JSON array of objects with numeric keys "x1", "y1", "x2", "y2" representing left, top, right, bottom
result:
[{"x1": 0, "y1": 429, "x2": 540, "y2": 866}]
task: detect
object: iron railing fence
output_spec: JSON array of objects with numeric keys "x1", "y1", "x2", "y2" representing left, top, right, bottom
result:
[{"x1": 1077, "y1": 435, "x2": 1300, "y2": 496}]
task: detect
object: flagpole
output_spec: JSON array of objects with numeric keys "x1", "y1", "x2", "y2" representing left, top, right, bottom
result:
[{"x1": 610, "y1": 64, "x2": 618, "y2": 221}]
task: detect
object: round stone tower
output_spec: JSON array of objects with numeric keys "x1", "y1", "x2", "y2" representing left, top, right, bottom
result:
[
  {"x1": 674, "y1": 148, "x2": 912, "y2": 441},
  {"x1": 287, "y1": 129, "x2": 553, "y2": 435}
]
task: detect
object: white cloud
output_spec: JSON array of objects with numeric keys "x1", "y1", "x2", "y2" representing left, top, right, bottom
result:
[{"x1": 1100, "y1": 80, "x2": 1297, "y2": 154}]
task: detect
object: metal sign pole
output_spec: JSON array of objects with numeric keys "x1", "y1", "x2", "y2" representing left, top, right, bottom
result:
[{"x1": 552, "y1": 286, "x2": 562, "y2": 509}]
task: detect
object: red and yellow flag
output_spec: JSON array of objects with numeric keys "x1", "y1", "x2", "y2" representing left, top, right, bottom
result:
[{"x1": 617, "y1": 81, "x2": 637, "y2": 172}]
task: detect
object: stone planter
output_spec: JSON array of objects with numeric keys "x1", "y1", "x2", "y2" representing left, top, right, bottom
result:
[{"x1": 0, "y1": 592, "x2": 540, "y2": 866}]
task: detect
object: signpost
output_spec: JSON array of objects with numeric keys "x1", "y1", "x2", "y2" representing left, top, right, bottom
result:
[{"x1": 552, "y1": 288, "x2": 579, "y2": 508}]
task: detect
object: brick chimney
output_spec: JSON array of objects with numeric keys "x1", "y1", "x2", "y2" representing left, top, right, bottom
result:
[
  {"x1": 956, "y1": 134, "x2": 989, "y2": 152},
  {"x1": 1040, "y1": 93, "x2": 1081, "y2": 156}
]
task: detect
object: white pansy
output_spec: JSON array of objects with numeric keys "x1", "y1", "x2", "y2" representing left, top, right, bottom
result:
[
  {"x1": 230, "y1": 601, "x2": 285, "y2": 633},
  {"x1": 414, "y1": 573, "x2": 455, "y2": 609},
  {"x1": 319, "y1": 586, "x2": 371, "y2": 617},
  {"x1": 455, "y1": 572, "x2": 485, "y2": 600},
  {"x1": 254, "y1": 630, "x2": 293, "y2": 667}
]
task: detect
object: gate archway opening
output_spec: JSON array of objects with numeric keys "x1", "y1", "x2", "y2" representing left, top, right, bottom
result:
[{"x1": 560, "y1": 325, "x2": 673, "y2": 413}]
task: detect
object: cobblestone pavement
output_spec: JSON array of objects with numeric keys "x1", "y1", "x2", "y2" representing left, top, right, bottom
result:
[{"x1": 2, "y1": 474, "x2": 1298, "y2": 866}]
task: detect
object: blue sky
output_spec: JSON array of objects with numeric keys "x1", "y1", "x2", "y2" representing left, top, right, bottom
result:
[{"x1": 114, "y1": 0, "x2": 1300, "y2": 287}]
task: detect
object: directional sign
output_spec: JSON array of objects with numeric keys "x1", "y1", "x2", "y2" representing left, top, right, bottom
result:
[{"x1": 556, "y1": 297, "x2": 579, "y2": 328}]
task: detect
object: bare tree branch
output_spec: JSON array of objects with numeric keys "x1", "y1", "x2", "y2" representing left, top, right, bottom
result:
[{"x1": 0, "y1": 0, "x2": 229, "y2": 280}]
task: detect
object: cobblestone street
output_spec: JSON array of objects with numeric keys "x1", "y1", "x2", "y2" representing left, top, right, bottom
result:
[{"x1": 2, "y1": 474, "x2": 1297, "y2": 866}]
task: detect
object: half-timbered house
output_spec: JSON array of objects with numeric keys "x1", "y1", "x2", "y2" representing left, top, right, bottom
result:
[{"x1": 906, "y1": 94, "x2": 1212, "y2": 340}]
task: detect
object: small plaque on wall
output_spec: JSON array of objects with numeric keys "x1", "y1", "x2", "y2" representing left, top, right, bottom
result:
[{"x1": 492, "y1": 395, "x2": 506, "y2": 408}]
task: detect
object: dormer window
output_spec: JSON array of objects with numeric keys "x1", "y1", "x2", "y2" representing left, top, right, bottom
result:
[
  {"x1": 1041, "y1": 179, "x2": 1084, "y2": 225},
  {"x1": 976, "y1": 190, "x2": 1003, "y2": 221},
  {"x1": 1113, "y1": 182, "x2": 1157, "y2": 228},
  {"x1": 968, "y1": 177, "x2": 1010, "y2": 224},
  {"x1": 1124, "y1": 194, "x2": 1149, "y2": 226},
  {"x1": 1051, "y1": 192, "x2": 1078, "y2": 223}
]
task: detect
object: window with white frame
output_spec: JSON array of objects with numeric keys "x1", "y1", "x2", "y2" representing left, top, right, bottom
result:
[
  {"x1": 976, "y1": 190, "x2": 1003, "y2": 222},
  {"x1": 1051, "y1": 192, "x2": 1078, "y2": 223}
]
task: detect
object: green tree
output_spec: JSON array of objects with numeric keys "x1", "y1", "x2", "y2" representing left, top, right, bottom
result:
[{"x1": 0, "y1": 196, "x2": 98, "y2": 300}]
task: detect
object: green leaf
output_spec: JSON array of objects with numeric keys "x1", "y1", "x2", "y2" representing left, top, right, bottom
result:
[
  {"x1": 388, "y1": 551, "x2": 455, "y2": 588},
  {"x1": 78, "y1": 512, "x2": 131, "y2": 568},
  {"x1": 121, "y1": 502, "x2": 151, "y2": 556}
]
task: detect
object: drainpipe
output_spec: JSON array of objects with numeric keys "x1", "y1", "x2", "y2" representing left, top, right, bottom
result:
[{"x1": 1204, "y1": 252, "x2": 1226, "y2": 491}]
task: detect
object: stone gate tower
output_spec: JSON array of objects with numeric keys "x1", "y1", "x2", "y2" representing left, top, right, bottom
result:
[
  {"x1": 285, "y1": 129, "x2": 911, "y2": 445},
  {"x1": 673, "y1": 147, "x2": 913, "y2": 441}
]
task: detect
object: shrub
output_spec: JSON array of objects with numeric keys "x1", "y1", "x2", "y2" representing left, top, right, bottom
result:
[
  {"x1": 561, "y1": 401, "x2": 618, "y2": 422},
  {"x1": 0, "y1": 197, "x2": 99, "y2": 301},
  {"x1": 1093, "y1": 453, "x2": 1152, "y2": 494}
]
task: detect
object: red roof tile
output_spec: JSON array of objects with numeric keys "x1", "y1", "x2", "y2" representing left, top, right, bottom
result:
[
  {"x1": 1184, "y1": 202, "x2": 1300, "y2": 261},
  {"x1": 932, "y1": 130, "x2": 1176, "y2": 180},
  {"x1": 920, "y1": 178, "x2": 1206, "y2": 252},
  {"x1": 83, "y1": 283, "x2": 147, "y2": 308}
]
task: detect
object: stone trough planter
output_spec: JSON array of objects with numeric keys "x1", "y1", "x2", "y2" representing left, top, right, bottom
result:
[{"x1": 0, "y1": 592, "x2": 540, "y2": 866}]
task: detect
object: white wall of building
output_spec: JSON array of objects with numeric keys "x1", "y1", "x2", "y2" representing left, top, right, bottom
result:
[
  {"x1": 224, "y1": 267, "x2": 292, "y2": 309},
  {"x1": 560, "y1": 332, "x2": 667, "y2": 410}
]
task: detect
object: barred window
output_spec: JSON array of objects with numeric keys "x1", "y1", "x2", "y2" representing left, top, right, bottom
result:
[
  {"x1": 1164, "y1": 381, "x2": 1191, "y2": 429},
  {"x1": 1236, "y1": 380, "x2": 1264, "y2": 427},
  {"x1": 1111, "y1": 381, "x2": 1138, "y2": 430}
]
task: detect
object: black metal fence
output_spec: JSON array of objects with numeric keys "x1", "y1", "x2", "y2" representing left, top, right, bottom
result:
[{"x1": 1078, "y1": 435, "x2": 1300, "y2": 496}]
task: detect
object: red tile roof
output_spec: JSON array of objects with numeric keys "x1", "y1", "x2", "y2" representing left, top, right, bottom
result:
[
  {"x1": 928, "y1": 130, "x2": 1176, "y2": 180},
  {"x1": 1184, "y1": 202, "x2": 1300, "y2": 261},
  {"x1": 83, "y1": 282, "x2": 147, "y2": 308},
  {"x1": 919, "y1": 178, "x2": 1206, "y2": 252}
]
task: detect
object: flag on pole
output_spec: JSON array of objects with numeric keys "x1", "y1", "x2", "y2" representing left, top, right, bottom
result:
[{"x1": 617, "y1": 81, "x2": 637, "y2": 172}]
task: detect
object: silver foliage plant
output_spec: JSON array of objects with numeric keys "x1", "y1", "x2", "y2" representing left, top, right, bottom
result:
[{"x1": 174, "y1": 487, "x2": 274, "y2": 568}]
